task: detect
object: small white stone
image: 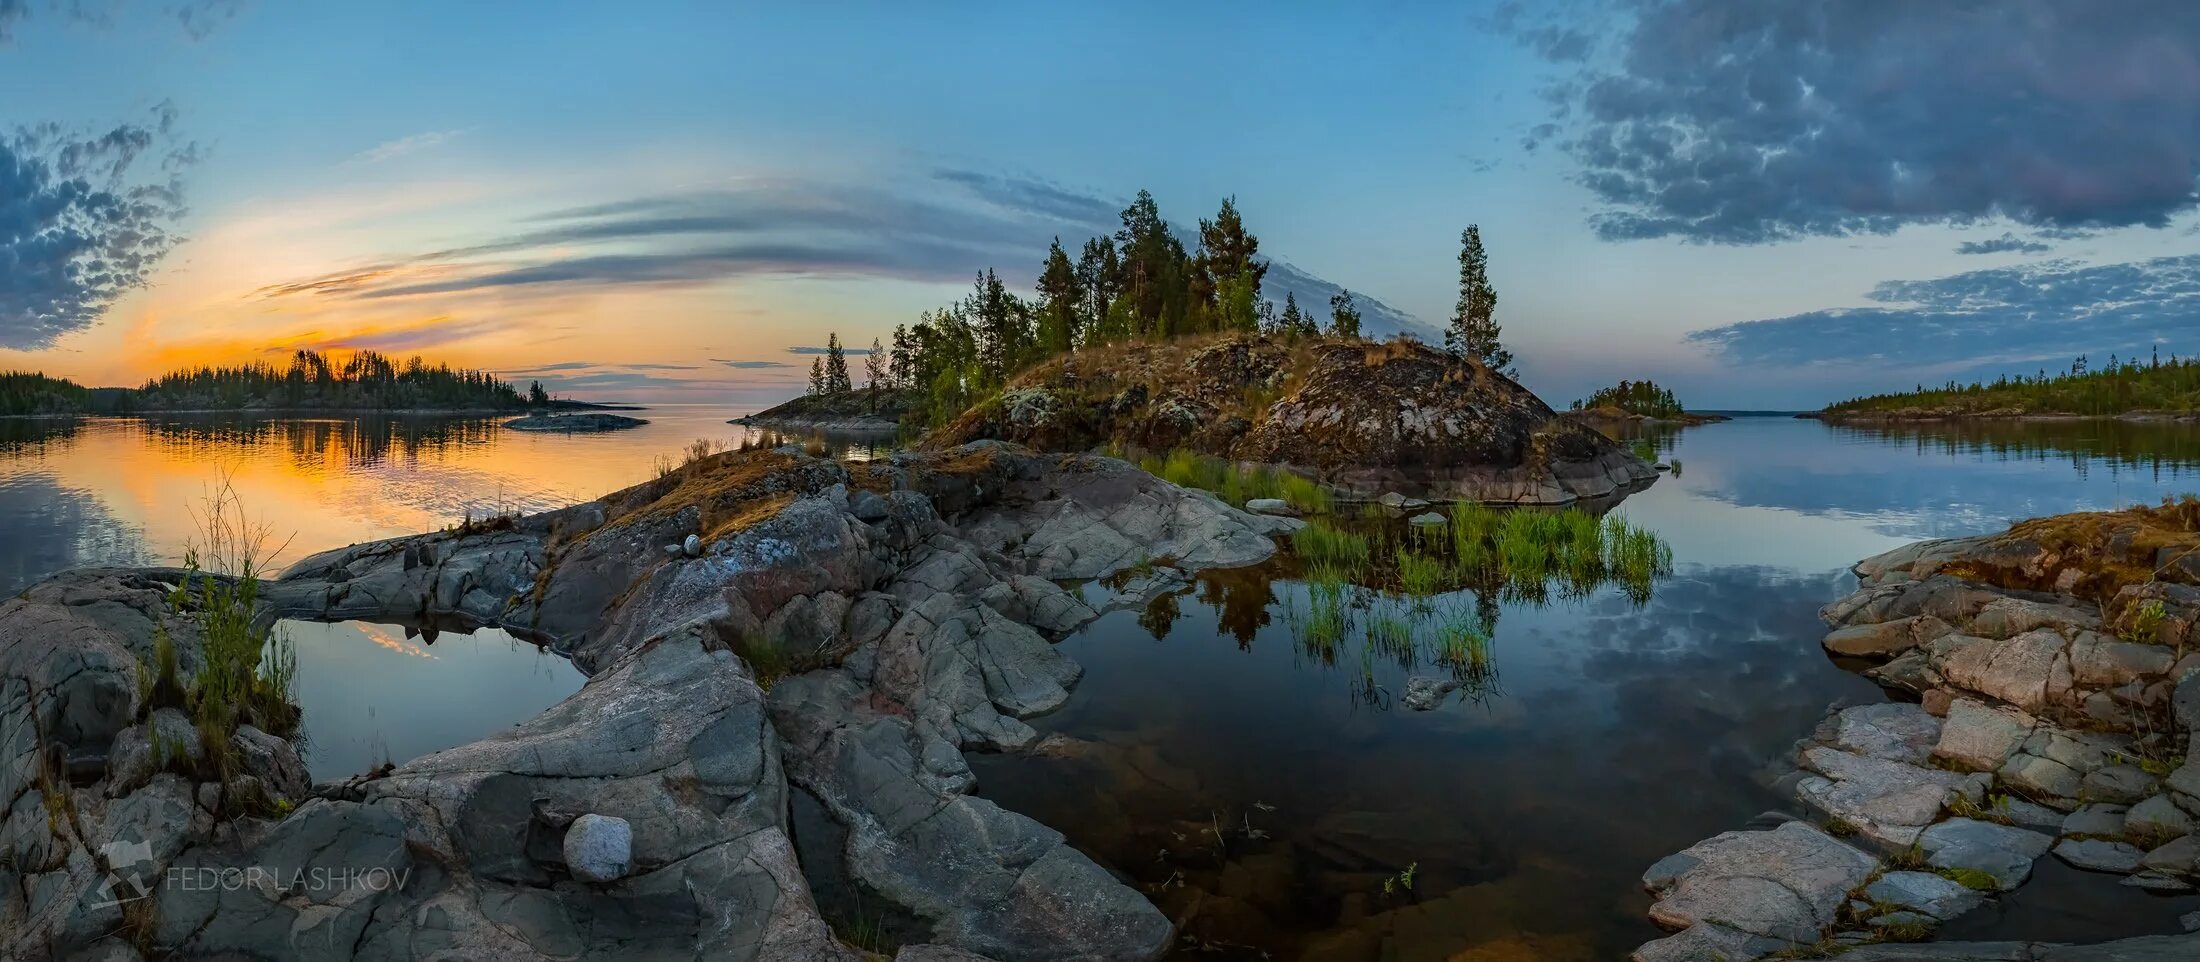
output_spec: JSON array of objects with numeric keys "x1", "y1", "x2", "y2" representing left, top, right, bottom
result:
[
  {"x1": 564, "y1": 813, "x2": 633, "y2": 883},
  {"x1": 682, "y1": 534, "x2": 702, "y2": 557}
]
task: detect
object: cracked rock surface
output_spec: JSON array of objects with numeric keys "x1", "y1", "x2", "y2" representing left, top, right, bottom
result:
[{"x1": 2, "y1": 441, "x2": 1293, "y2": 961}]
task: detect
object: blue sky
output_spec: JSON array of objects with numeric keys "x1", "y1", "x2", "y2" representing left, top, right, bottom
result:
[{"x1": 3, "y1": 1, "x2": 2197, "y2": 408}]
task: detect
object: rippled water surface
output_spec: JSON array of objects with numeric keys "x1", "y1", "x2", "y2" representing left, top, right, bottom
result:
[{"x1": 7, "y1": 412, "x2": 2200, "y2": 956}]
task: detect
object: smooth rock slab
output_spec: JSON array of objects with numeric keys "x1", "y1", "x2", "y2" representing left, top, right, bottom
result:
[
  {"x1": 2128, "y1": 795, "x2": 2196, "y2": 841},
  {"x1": 1642, "y1": 821, "x2": 1878, "y2": 944},
  {"x1": 1919, "y1": 818, "x2": 2053, "y2": 891},
  {"x1": 1934, "y1": 699, "x2": 2034, "y2": 772},
  {"x1": 1865, "y1": 871, "x2": 1985, "y2": 921},
  {"x1": 2054, "y1": 838, "x2": 2146, "y2": 874},
  {"x1": 1796, "y1": 745, "x2": 1987, "y2": 847},
  {"x1": 2061, "y1": 803, "x2": 2129, "y2": 839}
]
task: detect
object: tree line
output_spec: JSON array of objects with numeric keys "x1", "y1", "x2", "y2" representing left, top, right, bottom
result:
[
  {"x1": 1825, "y1": 349, "x2": 2200, "y2": 416},
  {"x1": 0, "y1": 371, "x2": 90, "y2": 416},
  {"x1": 134, "y1": 349, "x2": 523, "y2": 411},
  {"x1": 803, "y1": 191, "x2": 1511, "y2": 425}
]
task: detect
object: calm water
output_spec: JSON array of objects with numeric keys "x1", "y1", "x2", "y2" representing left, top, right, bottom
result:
[
  {"x1": 6, "y1": 412, "x2": 2200, "y2": 955},
  {"x1": 277, "y1": 619, "x2": 582, "y2": 781}
]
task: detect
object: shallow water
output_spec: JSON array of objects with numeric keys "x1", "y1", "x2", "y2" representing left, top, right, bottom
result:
[
  {"x1": 7, "y1": 411, "x2": 2200, "y2": 955},
  {"x1": 276, "y1": 619, "x2": 584, "y2": 780}
]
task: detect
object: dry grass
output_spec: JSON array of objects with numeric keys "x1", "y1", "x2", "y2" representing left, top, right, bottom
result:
[{"x1": 1945, "y1": 495, "x2": 2200, "y2": 603}]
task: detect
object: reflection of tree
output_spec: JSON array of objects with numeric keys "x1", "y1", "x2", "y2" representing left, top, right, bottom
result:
[
  {"x1": 1137, "y1": 591, "x2": 1183, "y2": 640},
  {"x1": 0, "y1": 417, "x2": 82, "y2": 458},
  {"x1": 1831, "y1": 420, "x2": 2200, "y2": 478},
  {"x1": 138, "y1": 415, "x2": 504, "y2": 470},
  {"x1": 1197, "y1": 569, "x2": 1274, "y2": 648}
]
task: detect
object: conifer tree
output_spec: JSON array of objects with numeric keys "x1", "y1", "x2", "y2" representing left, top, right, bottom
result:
[
  {"x1": 865, "y1": 337, "x2": 887, "y2": 412},
  {"x1": 1447, "y1": 225, "x2": 1510, "y2": 374},
  {"x1": 808, "y1": 357, "x2": 826, "y2": 395},
  {"x1": 1328, "y1": 289, "x2": 1362, "y2": 338},
  {"x1": 1035, "y1": 238, "x2": 1083, "y2": 355},
  {"x1": 824, "y1": 333, "x2": 852, "y2": 393}
]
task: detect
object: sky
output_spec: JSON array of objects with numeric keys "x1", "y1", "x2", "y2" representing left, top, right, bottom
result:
[{"x1": 2, "y1": 1, "x2": 2197, "y2": 410}]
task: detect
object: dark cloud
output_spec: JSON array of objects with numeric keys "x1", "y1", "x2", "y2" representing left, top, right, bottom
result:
[
  {"x1": 0, "y1": 108, "x2": 193, "y2": 349},
  {"x1": 1688, "y1": 254, "x2": 2200, "y2": 370},
  {"x1": 786, "y1": 345, "x2": 873, "y2": 356},
  {"x1": 713, "y1": 358, "x2": 792, "y2": 369},
  {"x1": 1954, "y1": 233, "x2": 2051, "y2": 256},
  {"x1": 1511, "y1": 1, "x2": 2200, "y2": 244}
]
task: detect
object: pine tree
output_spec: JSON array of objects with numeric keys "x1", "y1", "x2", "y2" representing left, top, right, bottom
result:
[
  {"x1": 969, "y1": 269, "x2": 1028, "y2": 385},
  {"x1": 1035, "y1": 238, "x2": 1083, "y2": 356},
  {"x1": 865, "y1": 337, "x2": 887, "y2": 412},
  {"x1": 808, "y1": 357, "x2": 826, "y2": 395},
  {"x1": 824, "y1": 333, "x2": 853, "y2": 393},
  {"x1": 1273, "y1": 291, "x2": 1317, "y2": 339},
  {"x1": 1447, "y1": 226, "x2": 1510, "y2": 374},
  {"x1": 527, "y1": 380, "x2": 550, "y2": 407},
  {"x1": 1328, "y1": 290, "x2": 1362, "y2": 338}
]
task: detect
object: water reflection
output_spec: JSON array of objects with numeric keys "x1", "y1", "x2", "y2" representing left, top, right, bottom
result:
[
  {"x1": 0, "y1": 471, "x2": 149, "y2": 596},
  {"x1": 0, "y1": 408, "x2": 897, "y2": 587},
  {"x1": 973, "y1": 565, "x2": 1882, "y2": 960},
  {"x1": 277, "y1": 619, "x2": 584, "y2": 781}
]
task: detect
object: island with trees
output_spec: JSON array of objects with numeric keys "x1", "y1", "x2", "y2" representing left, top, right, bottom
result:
[
  {"x1": 0, "y1": 350, "x2": 637, "y2": 419},
  {"x1": 1814, "y1": 351, "x2": 2200, "y2": 421},
  {"x1": 1568, "y1": 378, "x2": 1728, "y2": 425}
]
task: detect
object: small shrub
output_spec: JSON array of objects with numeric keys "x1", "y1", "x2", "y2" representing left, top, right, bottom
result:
[{"x1": 2122, "y1": 599, "x2": 2167, "y2": 645}]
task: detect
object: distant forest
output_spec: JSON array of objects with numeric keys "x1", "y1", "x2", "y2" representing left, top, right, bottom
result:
[
  {"x1": 1824, "y1": 351, "x2": 2200, "y2": 417},
  {"x1": 0, "y1": 372, "x2": 90, "y2": 416},
  {"x1": 1573, "y1": 380, "x2": 1685, "y2": 418},
  {"x1": 0, "y1": 351, "x2": 526, "y2": 416}
]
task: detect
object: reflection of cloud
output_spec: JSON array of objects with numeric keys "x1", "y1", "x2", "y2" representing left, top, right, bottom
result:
[
  {"x1": 1688, "y1": 255, "x2": 2200, "y2": 372},
  {"x1": 355, "y1": 624, "x2": 436, "y2": 660},
  {"x1": 0, "y1": 471, "x2": 149, "y2": 596},
  {"x1": 1508, "y1": 0, "x2": 2200, "y2": 243}
]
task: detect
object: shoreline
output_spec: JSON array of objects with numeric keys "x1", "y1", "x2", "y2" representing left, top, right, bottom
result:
[{"x1": 1806, "y1": 410, "x2": 2200, "y2": 424}]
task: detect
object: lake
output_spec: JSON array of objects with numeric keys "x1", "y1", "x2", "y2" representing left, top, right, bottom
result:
[{"x1": 5, "y1": 410, "x2": 2200, "y2": 957}]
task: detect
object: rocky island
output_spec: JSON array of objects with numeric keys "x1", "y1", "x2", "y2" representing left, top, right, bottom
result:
[
  {"x1": 503, "y1": 412, "x2": 650, "y2": 432},
  {"x1": 1633, "y1": 498, "x2": 2200, "y2": 960},
  {"x1": 733, "y1": 388, "x2": 912, "y2": 434},
  {"x1": 929, "y1": 334, "x2": 1655, "y2": 504}
]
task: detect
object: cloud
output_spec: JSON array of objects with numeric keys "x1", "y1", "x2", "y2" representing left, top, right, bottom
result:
[
  {"x1": 0, "y1": 1, "x2": 244, "y2": 43},
  {"x1": 0, "y1": 107, "x2": 194, "y2": 349},
  {"x1": 1687, "y1": 254, "x2": 2200, "y2": 371},
  {"x1": 250, "y1": 167, "x2": 1431, "y2": 338},
  {"x1": 1510, "y1": 1, "x2": 2200, "y2": 244},
  {"x1": 1954, "y1": 233, "x2": 2051, "y2": 256},
  {"x1": 713, "y1": 358, "x2": 792, "y2": 369},
  {"x1": 787, "y1": 345, "x2": 873, "y2": 356},
  {"x1": 360, "y1": 129, "x2": 462, "y2": 163}
]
